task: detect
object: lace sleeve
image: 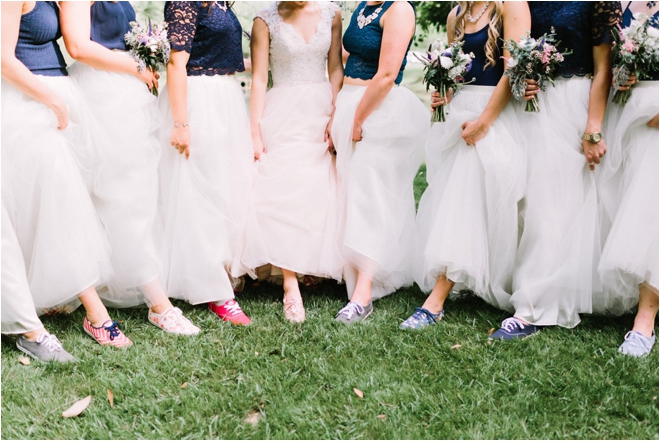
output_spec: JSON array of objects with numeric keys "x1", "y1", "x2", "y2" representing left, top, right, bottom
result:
[
  {"x1": 254, "y1": 3, "x2": 280, "y2": 32},
  {"x1": 165, "y1": 1, "x2": 200, "y2": 53},
  {"x1": 590, "y1": 1, "x2": 623, "y2": 46}
]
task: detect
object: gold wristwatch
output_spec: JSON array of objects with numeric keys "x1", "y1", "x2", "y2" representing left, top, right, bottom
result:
[{"x1": 581, "y1": 131, "x2": 602, "y2": 143}]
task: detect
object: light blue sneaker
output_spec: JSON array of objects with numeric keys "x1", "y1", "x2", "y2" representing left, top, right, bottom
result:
[
  {"x1": 618, "y1": 330, "x2": 655, "y2": 357},
  {"x1": 400, "y1": 307, "x2": 444, "y2": 330}
]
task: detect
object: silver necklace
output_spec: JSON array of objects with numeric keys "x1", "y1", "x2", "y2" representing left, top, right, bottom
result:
[
  {"x1": 217, "y1": 1, "x2": 227, "y2": 12},
  {"x1": 466, "y1": 1, "x2": 490, "y2": 23},
  {"x1": 357, "y1": 3, "x2": 384, "y2": 29}
]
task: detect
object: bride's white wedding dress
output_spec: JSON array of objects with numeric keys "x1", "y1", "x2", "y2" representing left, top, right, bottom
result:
[{"x1": 242, "y1": 1, "x2": 344, "y2": 281}]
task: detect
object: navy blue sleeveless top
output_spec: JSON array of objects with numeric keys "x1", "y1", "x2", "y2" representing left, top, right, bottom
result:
[
  {"x1": 90, "y1": 1, "x2": 136, "y2": 51},
  {"x1": 343, "y1": 1, "x2": 415, "y2": 85},
  {"x1": 529, "y1": 2, "x2": 622, "y2": 78},
  {"x1": 15, "y1": 1, "x2": 67, "y2": 77},
  {"x1": 622, "y1": 2, "x2": 658, "y2": 81},
  {"x1": 456, "y1": 7, "x2": 503, "y2": 86},
  {"x1": 164, "y1": 1, "x2": 245, "y2": 76}
]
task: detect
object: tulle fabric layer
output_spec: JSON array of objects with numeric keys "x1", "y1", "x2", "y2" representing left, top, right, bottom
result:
[
  {"x1": 69, "y1": 60, "x2": 164, "y2": 308},
  {"x1": 595, "y1": 81, "x2": 659, "y2": 314},
  {"x1": 332, "y1": 85, "x2": 428, "y2": 300},
  {"x1": 415, "y1": 86, "x2": 525, "y2": 312},
  {"x1": 158, "y1": 75, "x2": 255, "y2": 305},
  {"x1": 1, "y1": 204, "x2": 43, "y2": 334},
  {"x1": 510, "y1": 77, "x2": 598, "y2": 328},
  {"x1": 241, "y1": 82, "x2": 344, "y2": 280},
  {"x1": 1, "y1": 78, "x2": 112, "y2": 315}
]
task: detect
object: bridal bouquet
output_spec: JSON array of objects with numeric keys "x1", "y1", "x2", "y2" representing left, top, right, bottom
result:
[
  {"x1": 503, "y1": 29, "x2": 570, "y2": 112},
  {"x1": 414, "y1": 39, "x2": 475, "y2": 122},
  {"x1": 124, "y1": 19, "x2": 171, "y2": 96},
  {"x1": 611, "y1": 13, "x2": 659, "y2": 105}
]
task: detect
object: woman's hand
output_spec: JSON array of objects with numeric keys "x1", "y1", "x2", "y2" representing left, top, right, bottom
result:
[
  {"x1": 252, "y1": 135, "x2": 265, "y2": 161},
  {"x1": 170, "y1": 125, "x2": 191, "y2": 159},
  {"x1": 135, "y1": 66, "x2": 159, "y2": 91},
  {"x1": 431, "y1": 88, "x2": 453, "y2": 108},
  {"x1": 461, "y1": 119, "x2": 490, "y2": 146},
  {"x1": 648, "y1": 113, "x2": 659, "y2": 128},
  {"x1": 352, "y1": 120, "x2": 363, "y2": 142},
  {"x1": 325, "y1": 114, "x2": 336, "y2": 154},
  {"x1": 524, "y1": 79, "x2": 539, "y2": 101},
  {"x1": 46, "y1": 92, "x2": 70, "y2": 130},
  {"x1": 582, "y1": 138, "x2": 607, "y2": 171},
  {"x1": 615, "y1": 72, "x2": 636, "y2": 90}
]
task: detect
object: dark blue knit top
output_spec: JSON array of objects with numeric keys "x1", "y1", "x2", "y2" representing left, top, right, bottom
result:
[
  {"x1": 15, "y1": 1, "x2": 67, "y2": 77},
  {"x1": 90, "y1": 1, "x2": 136, "y2": 51},
  {"x1": 458, "y1": 9, "x2": 504, "y2": 87},
  {"x1": 343, "y1": 1, "x2": 415, "y2": 85}
]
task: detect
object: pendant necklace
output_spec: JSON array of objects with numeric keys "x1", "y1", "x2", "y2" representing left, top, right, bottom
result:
[{"x1": 357, "y1": 3, "x2": 384, "y2": 29}]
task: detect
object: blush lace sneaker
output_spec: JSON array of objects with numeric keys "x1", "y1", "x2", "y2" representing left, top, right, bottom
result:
[{"x1": 148, "y1": 307, "x2": 200, "y2": 335}]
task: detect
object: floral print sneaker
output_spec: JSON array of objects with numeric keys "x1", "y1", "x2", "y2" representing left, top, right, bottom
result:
[
  {"x1": 83, "y1": 317, "x2": 132, "y2": 348},
  {"x1": 400, "y1": 307, "x2": 444, "y2": 330},
  {"x1": 208, "y1": 299, "x2": 252, "y2": 326},
  {"x1": 148, "y1": 307, "x2": 200, "y2": 335}
]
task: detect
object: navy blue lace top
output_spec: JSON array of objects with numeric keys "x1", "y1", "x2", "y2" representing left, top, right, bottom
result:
[
  {"x1": 456, "y1": 7, "x2": 503, "y2": 86},
  {"x1": 90, "y1": 1, "x2": 135, "y2": 51},
  {"x1": 622, "y1": 2, "x2": 659, "y2": 81},
  {"x1": 15, "y1": 1, "x2": 67, "y2": 77},
  {"x1": 529, "y1": 1, "x2": 622, "y2": 78},
  {"x1": 164, "y1": 1, "x2": 245, "y2": 76},
  {"x1": 343, "y1": 1, "x2": 415, "y2": 85}
]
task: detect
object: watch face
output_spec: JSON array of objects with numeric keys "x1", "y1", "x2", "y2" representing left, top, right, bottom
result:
[{"x1": 592, "y1": 133, "x2": 602, "y2": 143}]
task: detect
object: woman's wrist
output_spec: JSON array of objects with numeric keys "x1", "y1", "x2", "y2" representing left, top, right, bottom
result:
[{"x1": 173, "y1": 121, "x2": 189, "y2": 128}]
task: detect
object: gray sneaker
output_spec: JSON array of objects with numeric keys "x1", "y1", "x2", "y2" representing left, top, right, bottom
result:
[
  {"x1": 618, "y1": 330, "x2": 655, "y2": 357},
  {"x1": 16, "y1": 333, "x2": 76, "y2": 363},
  {"x1": 335, "y1": 301, "x2": 373, "y2": 324}
]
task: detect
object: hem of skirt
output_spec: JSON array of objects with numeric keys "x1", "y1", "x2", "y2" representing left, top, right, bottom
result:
[
  {"x1": 244, "y1": 258, "x2": 343, "y2": 282},
  {"x1": 1, "y1": 323, "x2": 44, "y2": 335}
]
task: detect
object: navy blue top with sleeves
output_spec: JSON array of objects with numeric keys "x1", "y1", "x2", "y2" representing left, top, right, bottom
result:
[
  {"x1": 15, "y1": 1, "x2": 67, "y2": 77},
  {"x1": 529, "y1": 1, "x2": 622, "y2": 78},
  {"x1": 343, "y1": 1, "x2": 415, "y2": 85},
  {"x1": 164, "y1": 1, "x2": 244, "y2": 76},
  {"x1": 90, "y1": 1, "x2": 135, "y2": 51},
  {"x1": 457, "y1": 7, "x2": 503, "y2": 86},
  {"x1": 622, "y1": 2, "x2": 659, "y2": 81}
]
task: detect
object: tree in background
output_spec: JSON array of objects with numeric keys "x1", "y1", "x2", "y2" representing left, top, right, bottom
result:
[{"x1": 414, "y1": 1, "x2": 453, "y2": 45}]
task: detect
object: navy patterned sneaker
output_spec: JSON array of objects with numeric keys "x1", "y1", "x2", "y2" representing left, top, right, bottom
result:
[
  {"x1": 400, "y1": 307, "x2": 444, "y2": 330},
  {"x1": 489, "y1": 317, "x2": 539, "y2": 340},
  {"x1": 618, "y1": 330, "x2": 655, "y2": 357}
]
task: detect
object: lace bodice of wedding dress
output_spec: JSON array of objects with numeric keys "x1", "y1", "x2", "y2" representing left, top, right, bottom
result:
[{"x1": 255, "y1": 1, "x2": 338, "y2": 87}]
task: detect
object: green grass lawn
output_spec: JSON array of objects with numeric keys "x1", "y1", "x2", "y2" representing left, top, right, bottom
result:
[{"x1": 2, "y1": 169, "x2": 658, "y2": 440}]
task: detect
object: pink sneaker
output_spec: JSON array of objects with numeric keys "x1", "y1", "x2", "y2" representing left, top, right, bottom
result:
[
  {"x1": 208, "y1": 299, "x2": 251, "y2": 326},
  {"x1": 83, "y1": 318, "x2": 132, "y2": 348},
  {"x1": 148, "y1": 307, "x2": 200, "y2": 335}
]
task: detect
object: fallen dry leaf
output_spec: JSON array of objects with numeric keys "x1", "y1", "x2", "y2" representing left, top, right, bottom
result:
[
  {"x1": 18, "y1": 357, "x2": 30, "y2": 366},
  {"x1": 353, "y1": 388, "x2": 364, "y2": 399},
  {"x1": 107, "y1": 389, "x2": 114, "y2": 408},
  {"x1": 377, "y1": 414, "x2": 386, "y2": 420},
  {"x1": 62, "y1": 396, "x2": 92, "y2": 418},
  {"x1": 244, "y1": 410, "x2": 262, "y2": 426},
  {"x1": 180, "y1": 382, "x2": 188, "y2": 389},
  {"x1": 254, "y1": 351, "x2": 259, "y2": 356},
  {"x1": 488, "y1": 328, "x2": 495, "y2": 336},
  {"x1": 451, "y1": 344, "x2": 462, "y2": 350}
]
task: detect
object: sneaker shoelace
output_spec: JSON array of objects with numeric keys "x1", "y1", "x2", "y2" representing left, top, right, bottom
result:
[
  {"x1": 338, "y1": 302, "x2": 363, "y2": 320},
  {"x1": 172, "y1": 308, "x2": 196, "y2": 327},
  {"x1": 500, "y1": 317, "x2": 524, "y2": 333},
  {"x1": 412, "y1": 308, "x2": 440, "y2": 324},
  {"x1": 103, "y1": 321, "x2": 122, "y2": 341},
  {"x1": 35, "y1": 333, "x2": 63, "y2": 352},
  {"x1": 224, "y1": 301, "x2": 243, "y2": 317},
  {"x1": 623, "y1": 331, "x2": 654, "y2": 348}
]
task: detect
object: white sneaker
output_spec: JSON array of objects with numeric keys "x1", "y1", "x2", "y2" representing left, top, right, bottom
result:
[{"x1": 148, "y1": 307, "x2": 200, "y2": 335}]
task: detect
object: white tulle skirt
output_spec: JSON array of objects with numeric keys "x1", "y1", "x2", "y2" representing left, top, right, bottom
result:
[
  {"x1": 595, "y1": 81, "x2": 659, "y2": 314},
  {"x1": 1, "y1": 204, "x2": 43, "y2": 334},
  {"x1": 415, "y1": 86, "x2": 525, "y2": 312},
  {"x1": 68, "y1": 59, "x2": 164, "y2": 308},
  {"x1": 1, "y1": 78, "x2": 112, "y2": 316},
  {"x1": 510, "y1": 77, "x2": 598, "y2": 328},
  {"x1": 241, "y1": 82, "x2": 344, "y2": 280},
  {"x1": 158, "y1": 75, "x2": 255, "y2": 305},
  {"x1": 332, "y1": 85, "x2": 428, "y2": 300}
]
